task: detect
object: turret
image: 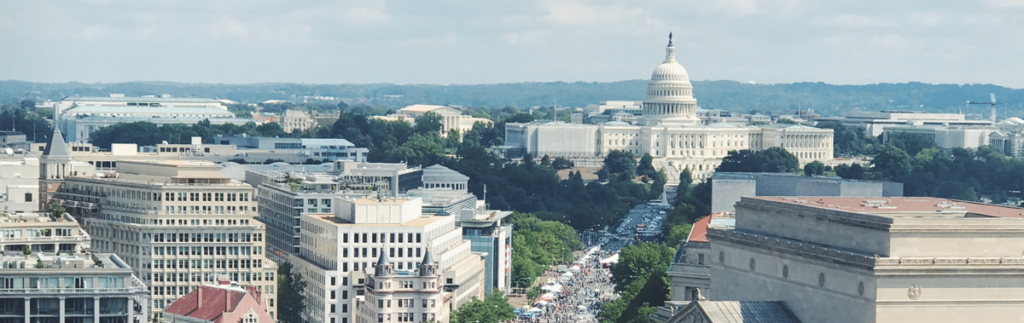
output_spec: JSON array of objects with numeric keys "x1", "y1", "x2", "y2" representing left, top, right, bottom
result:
[
  {"x1": 374, "y1": 245, "x2": 393, "y2": 277},
  {"x1": 418, "y1": 248, "x2": 438, "y2": 276}
]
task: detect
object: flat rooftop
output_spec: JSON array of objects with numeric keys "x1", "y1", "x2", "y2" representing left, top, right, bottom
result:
[
  {"x1": 311, "y1": 214, "x2": 444, "y2": 228},
  {"x1": 752, "y1": 196, "x2": 1024, "y2": 218}
]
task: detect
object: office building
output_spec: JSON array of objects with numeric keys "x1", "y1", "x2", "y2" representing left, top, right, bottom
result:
[
  {"x1": 57, "y1": 95, "x2": 251, "y2": 143},
  {"x1": 356, "y1": 251, "x2": 450, "y2": 323},
  {"x1": 214, "y1": 135, "x2": 368, "y2": 162},
  {"x1": 816, "y1": 110, "x2": 993, "y2": 137},
  {"x1": 50, "y1": 160, "x2": 278, "y2": 318},
  {"x1": 280, "y1": 110, "x2": 318, "y2": 133},
  {"x1": 294, "y1": 197, "x2": 485, "y2": 323},
  {"x1": 0, "y1": 212, "x2": 150, "y2": 323},
  {"x1": 710, "y1": 172, "x2": 903, "y2": 213}
]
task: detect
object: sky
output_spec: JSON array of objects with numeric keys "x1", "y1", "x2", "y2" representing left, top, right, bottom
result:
[{"x1": 1, "y1": 0, "x2": 1023, "y2": 88}]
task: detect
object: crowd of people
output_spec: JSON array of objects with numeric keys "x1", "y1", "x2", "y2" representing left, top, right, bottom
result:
[{"x1": 518, "y1": 248, "x2": 616, "y2": 323}]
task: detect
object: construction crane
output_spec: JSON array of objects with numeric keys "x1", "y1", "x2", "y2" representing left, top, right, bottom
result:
[{"x1": 967, "y1": 93, "x2": 1022, "y2": 122}]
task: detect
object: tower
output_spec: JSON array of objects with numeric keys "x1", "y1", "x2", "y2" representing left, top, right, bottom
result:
[{"x1": 39, "y1": 110, "x2": 72, "y2": 211}]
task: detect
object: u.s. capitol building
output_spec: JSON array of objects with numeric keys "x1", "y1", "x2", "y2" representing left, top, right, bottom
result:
[{"x1": 506, "y1": 35, "x2": 834, "y2": 181}]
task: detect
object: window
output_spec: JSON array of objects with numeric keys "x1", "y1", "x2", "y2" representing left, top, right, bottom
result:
[
  {"x1": 24, "y1": 193, "x2": 32, "y2": 202},
  {"x1": 698, "y1": 254, "x2": 704, "y2": 265}
]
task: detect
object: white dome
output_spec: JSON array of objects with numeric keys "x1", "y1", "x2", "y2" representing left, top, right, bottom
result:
[
  {"x1": 640, "y1": 35, "x2": 699, "y2": 126},
  {"x1": 651, "y1": 61, "x2": 690, "y2": 82}
]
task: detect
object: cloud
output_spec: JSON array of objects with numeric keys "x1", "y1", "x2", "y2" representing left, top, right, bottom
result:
[{"x1": 503, "y1": 30, "x2": 551, "y2": 46}]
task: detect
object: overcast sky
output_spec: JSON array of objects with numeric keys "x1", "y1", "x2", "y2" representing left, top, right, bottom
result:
[{"x1": 2, "y1": 0, "x2": 1023, "y2": 87}]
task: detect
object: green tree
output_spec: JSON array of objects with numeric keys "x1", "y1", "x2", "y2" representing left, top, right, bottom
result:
[
  {"x1": 871, "y1": 145, "x2": 912, "y2": 180},
  {"x1": 716, "y1": 147, "x2": 798, "y2": 173},
  {"x1": 551, "y1": 157, "x2": 574, "y2": 170},
  {"x1": 601, "y1": 150, "x2": 637, "y2": 181},
  {"x1": 803, "y1": 160, "x2": 826, "y2": 176},
  {"x1": 277, "y1": 262, "x2": 306, "y2": 323},
  {"x1": 451, "y1": 293, "x2": 516, "y2": 323},
  {"x1": 414, "y1": 112, "x2": 444, "y2": 134},
  {"x1": 664, "y1": 222, "x2": 693, "y2": 247},
  {"x1": 637, "y1": 154, "x2": 657, "y2": 181},
  {"x1": 611, "y1": 242, "x2": 674, "y2": 292},
  {"x1": 49, "y1": 202, "x2": 65, "y2": 217}
]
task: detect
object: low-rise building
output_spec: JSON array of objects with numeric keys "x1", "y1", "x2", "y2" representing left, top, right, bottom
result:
[
  {"x1": 710, "y1": 172, "x2": 903, "y2": 213},
  {"x1": 373, "y1": 104, "x2": 492, "y2": 139},
  {"x1": 214, "y1": 135, "x2": 368, "y2": 162},
  {"x1": 280, "y1": 110, "x2": 318, "y2": 133},
  {"x1": 0, "y1": 212, "x2": 149, "y2": 323},
  {"x1": 164, "y1": 280, "x2": 274, "y2": 323}
]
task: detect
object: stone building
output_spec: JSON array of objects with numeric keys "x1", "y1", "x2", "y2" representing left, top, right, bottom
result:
[
  {"x1": 374, "y1": 104, "x2": 492, "y2": 139},
  {"x1": 294, "y1": 196, "x2": 484, "y2": 323},
  {"x1": 280, "y1": 109, "x2": 318, "y2": 133},
  {"x1": 356, "y1": 250, "x2": 451, "y2": 323},
  {"x1": 683, "y1": 196, "x2": 1024, "y2": 323},
  {"x1": 505, "y1": 36, "x2": 834, "y2": 182},
  {"x1": 50, "y1": 160, "x2": 279, "y2": 319},
  {"x1": 164, "y1": 281, "x2": 274, "y2": 323}
]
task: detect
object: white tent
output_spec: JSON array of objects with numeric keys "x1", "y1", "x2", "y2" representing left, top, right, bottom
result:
[
  {"x1": 541, "y1": 283, "x2": 563, "y2": 292},
  {"x1": 588, "y1": 247, "x2": 600, "y2": 254},
  {"x1": 600, "y1": 254, "x2": 619, "y2": 265},
  {"x1": 528, "y1": 307, "x2": 543, "y2": 313},
  {"x1": 563, "y1": 271, "x2": 575, "y2": 277},
  {"x1": 539, "y1": 292, "x2": 556, "y2": 301},
  {"x1": 570, "y1": 265, "x2": 581, "y2": 272}
]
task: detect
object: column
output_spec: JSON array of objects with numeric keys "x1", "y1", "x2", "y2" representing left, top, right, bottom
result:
[
  {"x1": 24, "y1": 298, "x2": 30, "y2": 323},
  {"x1": 94, "y1": 297, "x2": 101, "y2": 323},
  {"x1": 59, "y1": 297, "x2": 65, "y2": 322},
  {"x1": 128, "y1": 297, "x2": 135, "y2": 323}
]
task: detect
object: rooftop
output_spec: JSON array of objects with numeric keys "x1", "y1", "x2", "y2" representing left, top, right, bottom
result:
[
  {"x1": 164, "y1": 284, "x2": 260, "y2": 322},
  {"x1": 752, "y1": 196, "x2": 1024, "y2": 219},
  {"x1": 313, "y1": 214, "x2": 444, "y2": 228}
]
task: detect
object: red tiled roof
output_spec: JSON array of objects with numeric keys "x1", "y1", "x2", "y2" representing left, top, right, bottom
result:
[
  {"x1": 164, "y1": 286, "x2": 246, "y2": 322},
  {"x1": 751, "y1": 196, "x2": 1024, "y2": 218},
  {"x1": 686, "y1": 213, "x2": 717, "y2": 243}
]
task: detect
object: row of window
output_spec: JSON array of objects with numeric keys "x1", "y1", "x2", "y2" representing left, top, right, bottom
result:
[
  {"x1": 342, "y1": 233, "x2": 422, "y2": 244},
  {"x1": 163, "y1": 192, "x2": 250, "y2": 202},
  {"x1": 150, "y1": 258, "x2": 262, "y2": 270},
  {"x1": 149, "y1": 271, "x2": 272, "y2": 283},
  {"x1": 150, "y1": 232, "x2": 262, "y2": 243},
  {"x1": 151, "y1": 245, "x2": 262, "y2": 256}
]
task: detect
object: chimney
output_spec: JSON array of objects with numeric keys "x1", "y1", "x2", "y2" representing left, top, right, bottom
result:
[
  {"x1": 198, "y1": 287, "x2": 203, "y2": 308},
  {"x1": 225, "y1": 289, "x2": 231, "y2": 313}
]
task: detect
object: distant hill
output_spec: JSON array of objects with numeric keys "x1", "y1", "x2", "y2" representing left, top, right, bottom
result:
[{"x1": 2, "y1": 80, "x2": 1022, "y2": 117}]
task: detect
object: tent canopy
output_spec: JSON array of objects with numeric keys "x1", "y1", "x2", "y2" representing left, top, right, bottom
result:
[{"x1": 601, "y1": 254, "x2": 620, "y2": 264}]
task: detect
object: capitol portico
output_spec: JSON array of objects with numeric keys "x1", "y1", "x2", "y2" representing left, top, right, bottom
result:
[{"x1": 505, "y1": 34, "x2": 833, "y2": 181}]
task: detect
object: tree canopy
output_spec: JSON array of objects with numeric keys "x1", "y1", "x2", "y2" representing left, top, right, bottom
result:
[{"x1": 716, "y1": 147, "x2": 799, "y2": 173}]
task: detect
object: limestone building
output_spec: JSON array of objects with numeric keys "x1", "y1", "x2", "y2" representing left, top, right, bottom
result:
[
  {"x1": 817, "y1": 110, "x2": 993, "y2": 137},
  {"x1": 505, "y1": 36, "x2": 834, "y2": 182},
  {"x1": 702, "y1": 196, "x2": 1024, "y2": 323},
  {"x1": 710, "y1": 172, "x2": 903, "y2": 213},
  {"x1": 280, "y1": 109, "x2": 318, "y2": 133},
  {"x1": 57, "y1": 95, "x2": 251, "y2": 143},
  {"x1": 49, "y1": 160, "x2": 279, "y2": 319},
  {"x1": 0, "y1": 212, "x2": 150, "y2": 323},
  {"x1": 374, "y1": 104, "x2": 492, "y2": 139},
  {"x1": 293, "y1": 197, "x2": 485, "y2": 323},
  {"x1": 356, "y1": 251, "x2": 451, "y2": 323}
]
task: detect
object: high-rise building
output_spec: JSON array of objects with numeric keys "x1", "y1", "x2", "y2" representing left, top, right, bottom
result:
[
  {"x1": 294, "y1": 196, "x2": 485, "y2": 323},
  {"x1": 0, "y1": 212, "x2": 150, "y2": 323},
  {"x1": 51, "y1": 160, "x2": 279, "y2": 319}
]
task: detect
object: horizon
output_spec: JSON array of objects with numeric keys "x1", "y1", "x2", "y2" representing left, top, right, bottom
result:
[
  {"x1": 2, "y1": 1, "x2": 1023, "y2": 87},
  {"x1": 3, "y1": 79, "x2": 1022, "y2": 90}
]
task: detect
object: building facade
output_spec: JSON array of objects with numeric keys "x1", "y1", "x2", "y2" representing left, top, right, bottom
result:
[
  {"x1": 356, "y1": 251, "x2": 451, "y2": 323},
  {"x1": 706, "y1": 196, "x2": 1024, "y2": 323},
  {"x1": 373, "y1": 105, "x2": 492, "y2": 139},
  {"x1": 50, "y1": 160, "x2": 279, "y2": 319},
  {"x1": 293, "y1": 197, "x2": 485, "y2": 323},
  {"x1": 505, "y1": 37, "x2": 834, "y2": 182},
  {"x1": 0, "y1": 212, "x2": 150, "y2": 323},
  {"x1": 57, "y1": 95, "x2": 250, "y2": 143}
]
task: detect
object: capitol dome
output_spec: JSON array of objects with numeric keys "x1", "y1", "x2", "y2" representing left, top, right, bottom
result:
[{"x1": 640, "y1": 33, "x2": 699, "y2": 126}]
